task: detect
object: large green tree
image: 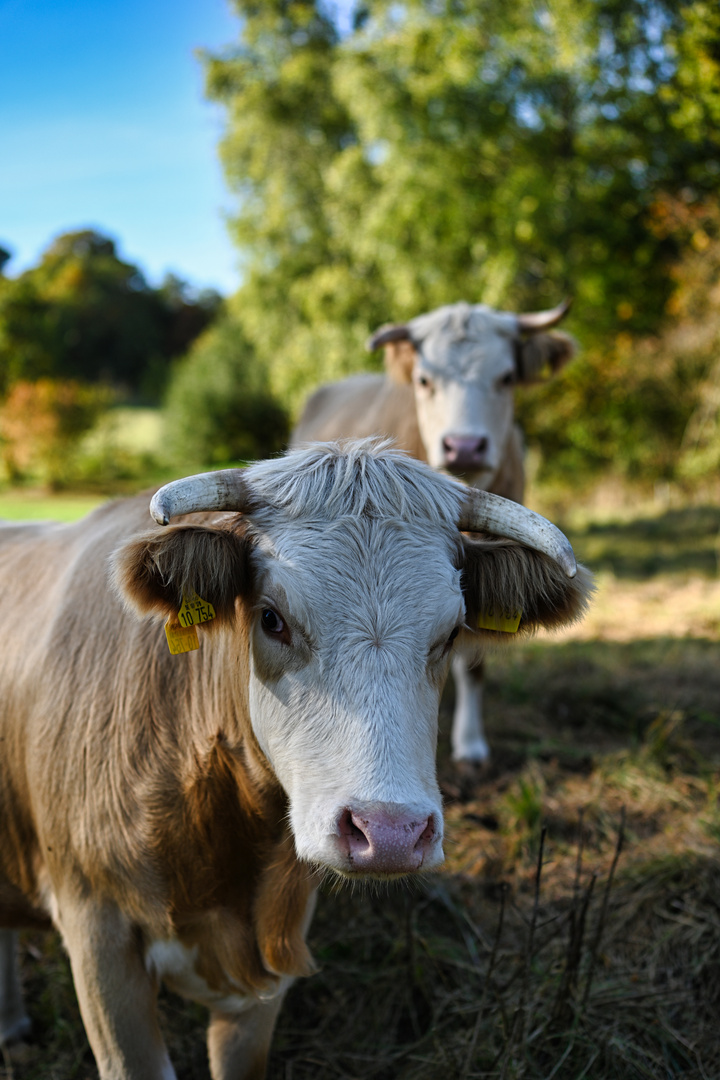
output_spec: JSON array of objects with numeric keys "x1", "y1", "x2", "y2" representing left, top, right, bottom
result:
[
  {"x1": 0, "y1": 231, "x2": 221, "y2": 401},
  {"x1": 205, "y1": 0, "x2": 719, "y2": 420}
]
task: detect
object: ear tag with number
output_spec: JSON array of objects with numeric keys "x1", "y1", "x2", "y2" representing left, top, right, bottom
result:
[
  {"x1": 164, "y1": 590, "x2": 216, "y2": 655},
  {"x1": 477, "y1": 609, "x2": 522, "y2": 634},
  {"x1": 177, "y1": 591, "x2": 216, "y2": 628},
  {"x1": 164, "y1": 618, "x2": 200, "y2": 655}
]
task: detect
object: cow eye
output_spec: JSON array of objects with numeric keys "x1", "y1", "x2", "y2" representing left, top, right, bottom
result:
[
  {"x1": 416, "y1": 373, "x2": 434, "y2": 392},
  {"x1": 499, "y1": 371, "x2": 516, "y2": 388},
  {"x1": 442, "y1": 626, "x2": 460, "y2": 656},
  {"x1": 261, "y1": 608, "x2": 285, "y2": 636}
]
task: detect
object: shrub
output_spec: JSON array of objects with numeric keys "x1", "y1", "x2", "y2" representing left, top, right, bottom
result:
[
  {"x1": 163, "y1": 316, "x2": 289, "y2": 470},
  {"x1": 0, "y1": 378, "x2": 112, "y2": 488}
]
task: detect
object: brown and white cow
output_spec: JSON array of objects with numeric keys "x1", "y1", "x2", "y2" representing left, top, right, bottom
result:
[
  {"x1": 0, "y1": 440, "x2": 591, "y2": 1078},
  {"x1": 292, "y1": 302, "x2": 576, "y2": 764}
]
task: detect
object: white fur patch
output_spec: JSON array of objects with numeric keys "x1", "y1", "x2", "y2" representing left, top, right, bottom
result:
[{"x1": 145, "y1": 939, "x2": 291, "y2": 1013}]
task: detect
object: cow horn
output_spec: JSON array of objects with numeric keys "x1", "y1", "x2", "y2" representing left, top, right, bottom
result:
[
  {"x1": 517, "y1": 298, "x2": 572, "y2": 333},
  {"x1": 458, "y1": 489, "x2": 577, "y2": 578},
  {"x1": 366, "y1": 324, "x2": 412, "y2": 351},
  {"x1": 150, "y1": 470, "x2": 255, "y2": 526}
]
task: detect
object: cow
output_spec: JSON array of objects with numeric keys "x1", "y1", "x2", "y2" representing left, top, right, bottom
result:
[
  {"x1": 292, "y1": 301, "x2": 576, "y2": 765},
  {"x1": 0, "y1": 440, "x2": 591, "y2": 1078}
]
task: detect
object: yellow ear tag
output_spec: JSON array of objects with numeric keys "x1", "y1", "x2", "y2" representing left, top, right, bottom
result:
[
  {"x1": 177, "y1": 591, "x2": 216, "y2": 628},
  {"x1": 477, "y1": 609, "x2": 522, "y2": 634},
  {"x1": 164, "y1": 591, "x2": 216, "y2": 655},
  {"x1": 164, "y1": 618, "x2": 199, "y2": 655}
]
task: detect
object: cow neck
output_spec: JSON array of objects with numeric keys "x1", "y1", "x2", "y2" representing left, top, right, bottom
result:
[{"x1": 155, "y1": 614, "x2": 316, "y2": 989}]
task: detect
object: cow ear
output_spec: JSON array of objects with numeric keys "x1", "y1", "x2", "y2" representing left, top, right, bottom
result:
[
  {"x1": 384, "y1": 339, "x2": 417, "y2": 385},
  {"x1": 459, "y1": 536, "x2": 593, "y2": 646},
  {"x1": 112, "y1": 524, "x2": 253, "y2": 624},
  {"x1": 515, "y1": 331, "x2": 576, "y2": 383}
]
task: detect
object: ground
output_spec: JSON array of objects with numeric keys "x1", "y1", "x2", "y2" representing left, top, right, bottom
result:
[{"x1": 1, "y1": 496, "x2": 719, "y2": 1079}]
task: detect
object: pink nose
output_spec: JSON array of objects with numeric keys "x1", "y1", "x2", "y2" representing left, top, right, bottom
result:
[
  {"x1": 336, "y1": 805, "x2": 438, "y2": 875},
  {"x1": 442, "y1": 434, "x2": 490, "y2": 471}
]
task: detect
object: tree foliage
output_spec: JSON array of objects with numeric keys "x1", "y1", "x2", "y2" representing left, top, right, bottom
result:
[
  {"x1": 163, "y1": 314, "x2": 290, "y2": 469},
  {"x1": 0, "y1": 231, "x2": 222, "y2": 402},
  {"x1": 205, "y1": 0, "x2": 720, "y2": 485}
]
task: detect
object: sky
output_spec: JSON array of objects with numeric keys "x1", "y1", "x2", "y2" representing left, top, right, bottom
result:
[{"x1": 1, "y1": 0, "x2": 242, "y2": 294}]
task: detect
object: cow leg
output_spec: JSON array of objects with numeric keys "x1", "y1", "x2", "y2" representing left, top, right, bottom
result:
[
  {"x1": 451, "y1": 653, "x2": 489, "y2": 763},
  {"x1": 0, "y1": 929, "x2": 31, "y2": 1043},
  {"x1": 207, "y1": 993, "x2": 286, "y2": 1080},
  {"x1": 57, "y1": 893, "x2": 175, "y2": 1080}
]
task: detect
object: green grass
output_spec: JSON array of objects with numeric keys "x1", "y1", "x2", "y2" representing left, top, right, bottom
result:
[
  {"x1": 0, "y1": 492, "x2": 104, "y2": 522},
  {"x1": 559, "y1": 504, "x2": 720, "y2": 579}
]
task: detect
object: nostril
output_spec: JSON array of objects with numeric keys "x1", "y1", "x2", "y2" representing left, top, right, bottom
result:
[
  {"x1": 415, "y1": 815, "x2": 435, "y2": 851},
  {"x1": 476, "y1": 436, "x2": 488, "y2": 453},
  {"x1": 338, "y1": 808, "x2": 370, "y2": 851}
]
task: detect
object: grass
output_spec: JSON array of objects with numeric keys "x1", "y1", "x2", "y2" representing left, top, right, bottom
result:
[
  {"x1": 1, "y1": 495, "x2": 719, "y2": 1079},
  {"x1": 0, "y1": 491, "x2": 105, "y2": 522}
]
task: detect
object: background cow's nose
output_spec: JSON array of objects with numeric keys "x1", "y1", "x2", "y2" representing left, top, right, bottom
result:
[
  {"x1": 337, "y1": 806, "x2": 438, "y2": 874},
  {"x1": 442, "y1": 434, "x2": 490, "y2": 470}
]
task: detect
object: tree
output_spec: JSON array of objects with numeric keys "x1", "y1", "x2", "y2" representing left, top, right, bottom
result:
[
  {"x1": 204, "y1": 0, "x2": 720, "y2": 485},
  {"x1": 163, "y1": 314, "x2": 290, "y2": 469},
  {"x1": 0, "y1": 231, "x2": 221, "y2": 401}
]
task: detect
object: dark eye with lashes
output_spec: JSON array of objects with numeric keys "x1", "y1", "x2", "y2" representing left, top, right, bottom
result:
[{"x1": 261, "y1": 608, "x2": 285, "y2": 635}]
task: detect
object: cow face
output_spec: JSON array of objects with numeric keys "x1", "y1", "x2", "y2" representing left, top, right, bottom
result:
[
  {"x1": 115, "y1": 443, "x2": 592, "y2": 880},
  {"x1": 378, "y1": 302, "x2": 575, "y2": 490},
  {"x1": 244, "y1": 513, "x2": 462, "y2": 878}
]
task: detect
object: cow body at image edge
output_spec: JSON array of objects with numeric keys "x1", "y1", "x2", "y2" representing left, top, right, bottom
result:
[
  {"x1": 0, "y1": 440, "x2": 591, "y2": 1079},
  {"x1": 292, "y1": 301, "x2": 576, "y2": 764}
]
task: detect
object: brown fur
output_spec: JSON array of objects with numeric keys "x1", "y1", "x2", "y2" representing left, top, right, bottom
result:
[
  {"x1": 515, "y1": 330, "x2": 576, "y2": 382},
  {"x1": 460, "y1": 536, "x2": 594, "y2": 645}
]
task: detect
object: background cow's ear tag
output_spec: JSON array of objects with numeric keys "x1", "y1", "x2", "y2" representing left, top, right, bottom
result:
[
  {"x1": 164, "y1": 618, "x2": 199, "y2": 654},
  {"x1": 177, "y1": 590, "x2": 216, "y2": 628},
  {"x1": 477, "y1": 609, "x2": 522, "y2": 633}
]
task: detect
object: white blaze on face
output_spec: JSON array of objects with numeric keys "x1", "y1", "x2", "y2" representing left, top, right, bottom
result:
[
  {"x1": 408, "y1": 304, "x2": 519, "y2": 488},
  {"x1": 245, "y1": 513, "x2": 464, "y2": 877}
]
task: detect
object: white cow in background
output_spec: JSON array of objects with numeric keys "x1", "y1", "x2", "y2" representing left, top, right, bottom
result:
[{"x1": 292, "y1": 300, "x2": 577, "y2": 764}]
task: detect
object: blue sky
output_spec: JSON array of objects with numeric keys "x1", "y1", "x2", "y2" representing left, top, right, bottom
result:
[{"x1": 1, "y1": 0, "x2": 242, "y2": 293}]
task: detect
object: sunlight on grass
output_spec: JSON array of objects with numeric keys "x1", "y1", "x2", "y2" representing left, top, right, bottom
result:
[{"x1": 0, "y1": 492, "x2": 104, "y2": 522}]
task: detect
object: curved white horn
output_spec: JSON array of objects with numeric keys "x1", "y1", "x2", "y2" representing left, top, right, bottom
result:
[
  {"x1": 458, "y1": 489, "x2": 577, "y2": 578},
  {"x1": 366, "y1": 324, "x2": 412, "y2": 351},
  {"x1": 517, "y1": 298, "x2": 572, "y2": 333},
  {"x1": 150, "y1": 469, "x2": 254, "y2": 526}
]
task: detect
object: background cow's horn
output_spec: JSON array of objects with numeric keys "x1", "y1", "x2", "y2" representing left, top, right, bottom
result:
[
  {"x1": 150, "y1": 470, "x2": 254, "y2": 526},
  {"x1": 366, "y1": 324, "x2": 412, "y2": 351},
  {"x1": 458, "y1": 488, "x2": 577, "y2": 578},
  {"x1": 517, "y1": 298, "x2": 572, "y2": 333}
]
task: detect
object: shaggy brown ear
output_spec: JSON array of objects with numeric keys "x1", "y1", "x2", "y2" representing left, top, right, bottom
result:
[
  {"x1": 384, "y1": 339, "x2": 417, "y2": 385},
  {"x1": 515, "y1": 331, "x2": 577, "y2": 383},
  {"x1": 112, "y1": 524, "x2": 253, "y2": 623},
  {"x1": 460, "y1": 536, "x2": 593, "y2": 644}
]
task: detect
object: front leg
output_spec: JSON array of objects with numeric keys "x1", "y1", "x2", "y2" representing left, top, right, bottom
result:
[
  {"x1": 208, "y1": 994, "x2": 286, "y2": 1080},
  {"x1": 0, "y1": 929, "x2": 31, "y2": 1043},
  {"x1": 57, "y1": 892, "x2": 175, "y2": 1080},
  {"x1": 451, "y1": 653, "x2": 489, "y2": 763}
]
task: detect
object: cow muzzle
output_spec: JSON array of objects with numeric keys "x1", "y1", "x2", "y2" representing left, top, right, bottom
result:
[
  {"x1": 334, "y1": 803, "x2": 443, "y2": 877},
  {"x1": 441, "y1": 434, "x2": 493, "y2": 473}
]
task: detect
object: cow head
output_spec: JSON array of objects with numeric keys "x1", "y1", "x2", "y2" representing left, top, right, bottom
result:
[
  {"x1": 369, "y1": 300, "x2": 576, "y2": 489},
  {"x1": 114, "y1": 441, "x2": 591, "y2": 880}
]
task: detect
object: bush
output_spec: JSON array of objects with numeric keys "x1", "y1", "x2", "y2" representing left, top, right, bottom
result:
[
  {"x1": 163, "y1": 317, "x2": 290, "y2": 470},
  {"x1": 0, "y1": 378, "x2": 112, "y2": 488}
]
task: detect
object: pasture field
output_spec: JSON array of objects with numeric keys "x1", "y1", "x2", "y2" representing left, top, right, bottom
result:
[{"x1": 1, "y1": 499, "x2": 719, "y2": 1079}]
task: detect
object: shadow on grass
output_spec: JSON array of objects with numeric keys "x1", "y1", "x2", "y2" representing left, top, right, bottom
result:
[{"x1": 561, "y1": 505, "x2": 720, "y2": 579}]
